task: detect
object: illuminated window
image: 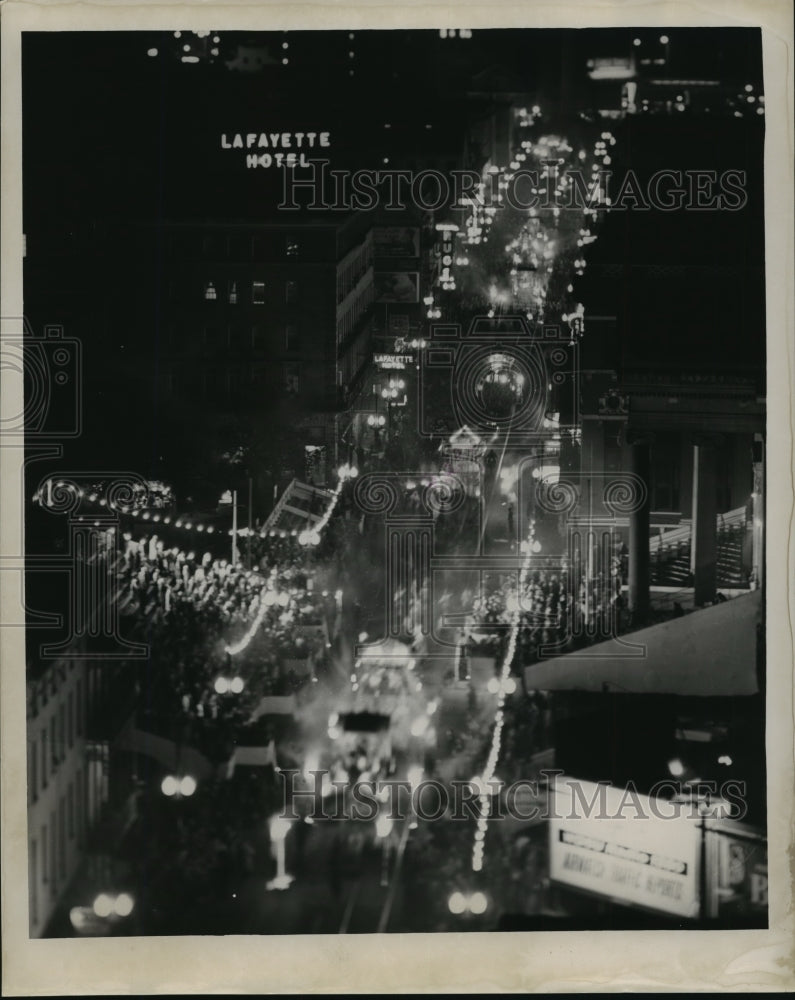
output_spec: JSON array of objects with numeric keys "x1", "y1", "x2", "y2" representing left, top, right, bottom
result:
[
  {"x1": 252, "y1": 280, "x2": 266, "y2": 304},
  {"x1": 228, "y1": 281, "x2": 238, "y2": 304},
  {"x1": 286, "y1": 238, "x2": 300, "y2": 257},
  {"x1": 204, "y1": 281, "x2": 217, "y2": 300}
]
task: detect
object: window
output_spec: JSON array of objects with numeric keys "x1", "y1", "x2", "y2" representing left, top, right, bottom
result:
[
  {"x1": 227, "y1": 369, "x2": 244, "y2": 395},
  {"x1": 285, "y1": 325, "x2": 300, "y2": 351},
  {"x1": 227, "y1": 327, "x2": 243, "y2": 352},
  {"x1": 30, "y1": 740, "x2": 37, "y2": 803},
  {"x1": 251, "y1": 326, "x2": 265, "y2": 350},
  {"x1": 283, "y1": 363, "x2": 300, "y2": 396},
  {"x1": 76, "y1": 678, "x2": 83, "y2": 737},
  {"x1": 58, "y1": 704, "x2": 65, "y2": 761},
  {"x1": 204, "y1": 326, "x2": 221, "y2": 349},
  {"x1": 75, "y1": 769, "x2": 83, "y2": 845},
  {"x1": 30, "y1": 839, "x2": 38, "y2": 926},
  {"x1": 204, "y1": 369, "x2": 224, "y2": 400},
  {"x1": 59, "y1": 797, "x2": 66, "y2": 878},
  {"x1": 204, "y1": 281, "x2": 217, "y2": 301},
  {"x1": 285, "y1": 280, "x2": 299, "y2": 304},
  {"x1": 68, "y1": 692, "x2": 74, "y2": 749},
  {"x1": 41, "y1": 825, "x2": 47, "y2": 884},
  {"x1": 227, "y1": 235, "x2": 245, "y2": 258},
  {"x1": 228, "y1": 281, "x2": 238, "y2": 305},
  {"x1": 41, "y1": 729, "x2": 47, "y2": 789},
  {"x1": 50, "y1": 717, "x2": 57, "y2": 775},
  {"x1": 49, "y1": 813, "x2": 56, "y2": 896},
  {"x1": 286, "y1": 238, "x2": 300, "y2": 257},
  {"x1": 252, "y1": 280, "x2": 266, "y2": 305},
  {"x1": 68, "y1": 783, "x2": 75, "y2": 838}
]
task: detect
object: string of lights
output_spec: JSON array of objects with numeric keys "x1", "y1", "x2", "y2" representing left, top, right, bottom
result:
[
  {"x1": 224, "y1": 569, "x2": 290, "y2": 656},
  {"x1": 471, "y1": 519, "x2": 536, "y2": 873}
]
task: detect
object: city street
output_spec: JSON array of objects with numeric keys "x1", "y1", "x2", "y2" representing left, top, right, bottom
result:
[{"x1": 18, "y1": 26, "x2": 769, "y2": 947}]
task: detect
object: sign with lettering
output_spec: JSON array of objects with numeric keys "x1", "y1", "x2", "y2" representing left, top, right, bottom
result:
[
  {"x1": 548, "y1": 776, "x2": 700, "y2": 918},
  {"x1": 374, "y1": 354, "x2": 413, "y2": 370}
]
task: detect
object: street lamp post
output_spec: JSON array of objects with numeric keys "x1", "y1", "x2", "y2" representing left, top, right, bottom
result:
[
  {"x1": 267, "y1": 816, "x2": 294, "y2": 891},
  {"x1": 375, "y1": 813, "x2": 394, "y2": 888}
]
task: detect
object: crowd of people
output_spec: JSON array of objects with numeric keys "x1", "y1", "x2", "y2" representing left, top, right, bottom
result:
[
  {"x1": 470, "y1": 565, "x2": 627, "y2": 663},
  {"x1": 116, "y1": 530, "x2": 334, "y2": 741}
]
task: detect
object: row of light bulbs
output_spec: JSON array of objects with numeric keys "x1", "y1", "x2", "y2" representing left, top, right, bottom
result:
[{"x1": 472, "y1": 520, "x2": 536, "y2": 873}]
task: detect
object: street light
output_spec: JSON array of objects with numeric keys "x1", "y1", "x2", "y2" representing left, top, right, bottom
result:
[
  {"x1": 448, "y1": 890, "x2": 488, "y2": 916},
  {"x1": 487, "y1": 676, "x2": 517, "y2": 695},
  {"x1": 667, "y1": 758, "x2": 685, "y2": 778},
  {"x1": 337, "y1": 462, "x2": 359, "y2": 480},
  {"x1": 93, "y1": 891, "x2": 135, "y2": 918},
  {"x1": 214, "y1": 675, "x2": 245, "y2": 695},
  {"x1": 161, "y1": 774, "x2": 197, "y2": 797}
]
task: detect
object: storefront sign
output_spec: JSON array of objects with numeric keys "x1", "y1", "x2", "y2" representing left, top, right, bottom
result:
[
  {"x1": 549, "y1": 776, "x2": 700, "y2": 919},
  {"x1": 588, "y1": 56, "x2": 636, "y2": 81}
]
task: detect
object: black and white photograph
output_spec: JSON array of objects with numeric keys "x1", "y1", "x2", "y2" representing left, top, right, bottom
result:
[{"x1": 2, "y1": 4, "x2": 793, "y2": 994}]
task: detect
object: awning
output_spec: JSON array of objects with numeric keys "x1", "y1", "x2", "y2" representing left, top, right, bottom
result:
[
  {"x1": 262, "y1": 479, "x2": 336, "y2": 536},
  {"x1": 524, "y1": 589, "x2": 761, "y2": 697}
]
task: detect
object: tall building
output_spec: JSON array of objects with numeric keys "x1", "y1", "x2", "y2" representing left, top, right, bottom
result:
[
  {"x1": 26, "y1": 638, "x2": 138, "y2": 937},
  {"x1": 116, "y1": 213, "x2": 375, "y2": 503}
]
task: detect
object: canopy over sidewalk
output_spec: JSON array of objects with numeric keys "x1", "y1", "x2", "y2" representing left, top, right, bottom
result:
[{"x1": 524, "y1": 590, "x2": 762, "y2": 697}]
